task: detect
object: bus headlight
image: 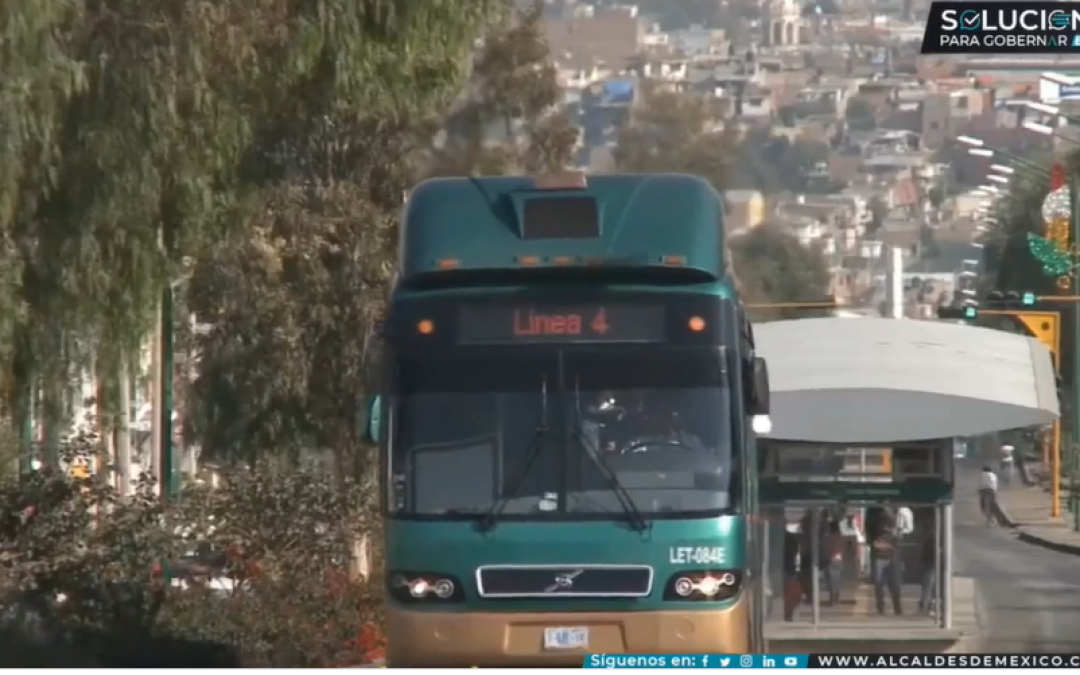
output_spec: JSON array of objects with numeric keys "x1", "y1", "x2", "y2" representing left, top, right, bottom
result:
[
  {"x1": 388, "y1": 571, "x2": 465, "y2": 603},
  {"x1": 664, "y1": 570, "x2": 742, "y2": 602}
]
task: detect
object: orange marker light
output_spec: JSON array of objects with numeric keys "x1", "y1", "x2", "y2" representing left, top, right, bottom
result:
[
  {"x1": 417, "y1": 320, "x2": 434, "y2": 335},
  {"x1": 518, "y1": 256, "x2": 541, "y2": 266},
  {"x1": 436, "y1": 259, "x2": 459, "y2": 269},
  {"x1": 663, "y1": 255, "x2": 687, "y2": 265},
  {"x1": 688, "y1": 316, "x2": 706, "y2": 332},
  {"x1": 551, "y1": 256, "x2": 574, "y2": 265}
]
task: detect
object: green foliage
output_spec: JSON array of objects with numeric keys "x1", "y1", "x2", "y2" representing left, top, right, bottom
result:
[
  {"x1": 612, "y1": 90, "x2": 831, "y2": 311},
  {"x1": 613, "y1": 86, "x2": 734, "y2": 190},
  {"x1": 730, "y1": 131, "x2": 832, "y2": 194},
  {"x1": 188, "y1": 183, "x2": 393, "y2": 466},
  {"x1": 730, "y1": 224, "x2": 832, "y2": 321},
  {"x1": 927, "y1": 185, "x2": 945, "y2": 209},
  {"x1": 0, "y1": 434, "x2": 380, "y2": 667},
  {"x1": 867, "y1": 195, "x2": 889, "y2": 234},
  {"x1": 427, "y1": 4, "x2": 579, "y2": 177},
  {"x1": 189, "y1": 3, "x2": 573, "y2": 466},
  {"x1": 984, "y1": 155, "x2": 1060, "y2": 297},
  {"x1": 845, "y1": 99, "x2": 876, "y2": 131}
]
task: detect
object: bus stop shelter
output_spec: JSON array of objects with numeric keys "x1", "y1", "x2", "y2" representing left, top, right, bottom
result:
[
  {"x1": 752, "y1": 318, "x2": 1058, "y2": 647},
  {"x1": 755, "y1": 317, "x2": 1059, "y2": 444}
]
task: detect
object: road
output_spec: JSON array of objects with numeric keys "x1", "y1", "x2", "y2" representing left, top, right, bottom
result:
[{"x1": 955, "y1": 463, "x2": 1080, "y2": 653}]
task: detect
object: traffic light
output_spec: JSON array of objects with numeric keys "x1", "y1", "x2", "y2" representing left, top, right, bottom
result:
[
  {"x1": 937, "y1": 300, "x2": 979, "y2": 320},
  {"x1": 985, "y1": 290, "x2": 1037, "y2": 309}
]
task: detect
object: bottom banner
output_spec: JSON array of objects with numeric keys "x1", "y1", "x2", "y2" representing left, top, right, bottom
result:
[
  {"x1": 583, "y1": 654, "x2": 808, "y2": 669},
  {"x1": 579, "y1": 653, "x2": 1080, "y2": 669}
]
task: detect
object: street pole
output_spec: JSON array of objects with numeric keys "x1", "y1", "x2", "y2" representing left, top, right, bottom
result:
[
  {"x1": 151, "y1": 298, "x2": 163, "y2": 492},
  {"x1": 19, "y1": 374, "x2": 33, "y2": 474},
  {"x1": 160, "y1": 279, "x2": 175, "y2": 499},
  {"x1": 159, "y1": 220, "x2": 177, "y2": 501},
  {"x1": 1071, "y1": 171, "x2": 1080, "y2": 531},
  {"x1": 116, "y1": 355, "x2": 132, "y2": 497}
]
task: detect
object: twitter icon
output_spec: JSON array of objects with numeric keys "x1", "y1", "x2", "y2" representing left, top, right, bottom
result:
[{"x1": 720, "y1": 657, "x2": 731, "y2": 667}]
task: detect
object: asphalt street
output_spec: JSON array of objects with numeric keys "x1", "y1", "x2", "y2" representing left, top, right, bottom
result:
[{"x1": 955, "y1": 463, "x2": 1080, "y2": 653}]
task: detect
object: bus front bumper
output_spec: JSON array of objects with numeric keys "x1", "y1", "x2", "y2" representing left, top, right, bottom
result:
[{"x1": 386, "y1": 603, "x2": 748, "y2": 667}]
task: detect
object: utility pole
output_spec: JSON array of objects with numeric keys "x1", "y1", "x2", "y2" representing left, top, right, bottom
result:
[{"x1": 886, "y1": 245, "x2": 904, "y2": 319}]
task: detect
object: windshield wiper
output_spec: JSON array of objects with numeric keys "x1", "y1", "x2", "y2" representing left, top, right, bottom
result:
[
  {"x1": 479, "y1": 377, "x2": 551, "y2": 534},
  {"x1": 478, "y1": 425, "x2": 552, "y2": 533},
  {"x1": 571, "y1": 427, "x2": 650, "y2": 533},
  {"x1": 571, "y1": 385, "x2": 650, "y2": 533}
]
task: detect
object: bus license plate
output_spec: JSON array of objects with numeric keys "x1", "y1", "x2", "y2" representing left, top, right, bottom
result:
[{"x1": 543, "y1": 626, "x2": 588, "y2": 650}]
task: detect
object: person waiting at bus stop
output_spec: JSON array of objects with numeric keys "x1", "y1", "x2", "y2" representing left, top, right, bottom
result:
[
  {"x1": 821, "y1": 513, "x2": 845, "y2": 606},
  {"x1": 917, "y1": 528, "x2": 938, "y2": 616},
  {"x1": 868, "y1": 506, "x2": 912, "y2": 616}
]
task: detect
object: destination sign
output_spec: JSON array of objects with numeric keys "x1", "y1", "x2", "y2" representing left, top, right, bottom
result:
[{"x1": 457, "y1": 305, "x2": 665, "y2": 344}]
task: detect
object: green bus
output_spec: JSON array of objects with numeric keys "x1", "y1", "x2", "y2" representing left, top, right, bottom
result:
[{"x1": 366, "y1": 172, "x2": 771, "y2": 666}]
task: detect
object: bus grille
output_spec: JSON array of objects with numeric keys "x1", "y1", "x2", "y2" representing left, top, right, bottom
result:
[{"x1": 476, "y1": 565, "x2": 653, "y2": 598}]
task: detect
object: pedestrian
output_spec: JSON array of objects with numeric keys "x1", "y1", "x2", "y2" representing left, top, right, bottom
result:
[
  {"x1": 782, "y1": 523, "x2": 802, "y2": 622},
  {"x1": 999, "y1": 443, "x2": 1015, "y2": 487},
  {"x1": 869, "y1": 507, "x2": 904, "y2": 615},
  {"x1": 821, "y1": 514, "x2": 845, "y2": 606},
  {"x1": 916, "y1": 530, "x2": 937, "y2": 615},
  {"x1": 798, "y1": 509, "x2": 815, "y2": 604},
  {"x1": 979, "y1": 465, "x2": 999, "y2": 527}
]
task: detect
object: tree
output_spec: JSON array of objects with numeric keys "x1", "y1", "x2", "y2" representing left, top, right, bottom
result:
[
  {"x1": 1, "y1": 0, "x2": 508, "y2": 471},
  {"x1": 613, "y1": 87, "x2": 735, "y2": 190},
  {"x1": 927, "y1": 185, "x2": 945, "y2": 209},
  {"x1": 427, "y1": 4, "x2": 579, "y2": 178},
  {"x1": 845, "y1": 98, "x2": 877, "y2": 131},
  {"x1": 867, "y1": 195, "x2": 889, "y2": 234},
  {"x1": 729, "y1": 224, "x2": 832, "y2": 321},
  {"x1": 727, "y1": 130, "x2": 831, "y2": 195},
  {"x1": 188, "y1": 2, "x2": 561, "y2": 468}
]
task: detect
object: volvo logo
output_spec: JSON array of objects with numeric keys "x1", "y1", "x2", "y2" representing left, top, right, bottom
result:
[{"x1": 544, "y1": 569, "x2": 584, "y2": 593}]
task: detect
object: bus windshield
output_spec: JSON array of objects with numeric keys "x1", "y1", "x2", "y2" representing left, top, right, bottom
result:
[{"x1": 389, "y1": 346, "x2": 737, "y2": 519}]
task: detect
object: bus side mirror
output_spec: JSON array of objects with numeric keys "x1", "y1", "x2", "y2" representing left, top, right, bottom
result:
[
  {"x1": 363, "y1": 395, "x2": 382, "y2": 443},
  {"x1": 748, "y1": 357, "x2": 770, "y2": 416}
]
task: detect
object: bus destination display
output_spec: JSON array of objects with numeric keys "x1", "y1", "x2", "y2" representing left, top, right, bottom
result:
[{"x1": 457, "y1": 304, "x2": 665, "y2": 344}]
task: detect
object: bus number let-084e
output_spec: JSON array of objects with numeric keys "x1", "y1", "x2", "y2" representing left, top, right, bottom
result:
[{"x1": 457, "y1": 304, "x2": 665, "y2": 345}]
